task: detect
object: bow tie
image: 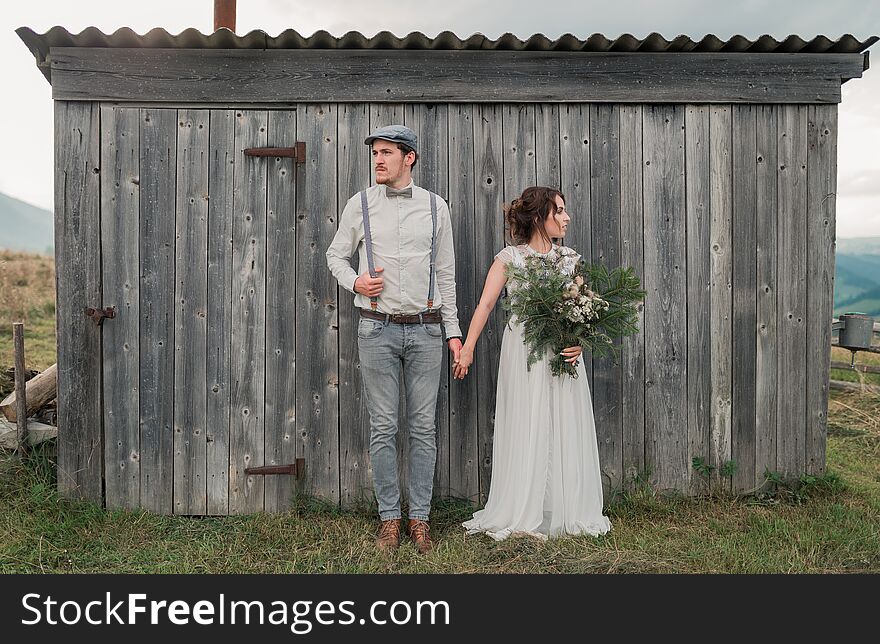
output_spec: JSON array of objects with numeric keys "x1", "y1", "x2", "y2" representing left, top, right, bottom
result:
[{"x1": 385, "y1": 186, "x2": 413, "y2": 198}]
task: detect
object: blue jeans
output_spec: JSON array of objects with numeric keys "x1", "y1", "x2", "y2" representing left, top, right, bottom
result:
[{"x1": 357, "y1": 317, "x2": 444, "y2": 522}]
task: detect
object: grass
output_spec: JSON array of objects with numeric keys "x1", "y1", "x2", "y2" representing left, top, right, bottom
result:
[
  {"x1": 1, "y1": 250, "x2": 879, "y2": 573},
  {"x1": 1, "y1": 437, "x2": 877, "y2": 573}
]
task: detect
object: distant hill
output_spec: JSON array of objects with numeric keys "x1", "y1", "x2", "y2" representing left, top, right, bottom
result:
[
  {"x1": 0, "y1": 192, "x2": 53, "y2": 255},
  {"x1": 835, "y1": 236, "x2": 880, "y2": 317}
]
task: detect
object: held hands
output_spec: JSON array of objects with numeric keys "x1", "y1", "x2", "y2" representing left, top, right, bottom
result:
[
  {"x1": 452, "y1": 342, "x2": 472, "y2": 380},
  {"x1": 560, "y1": 345, "x2": 583, "y2": 366},
  {"x1": 354, "y1": 267, "x2": 384, "y2": 297}
]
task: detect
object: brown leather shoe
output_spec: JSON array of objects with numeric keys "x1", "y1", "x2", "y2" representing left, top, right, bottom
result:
[
  {"x1": 375, "y1": 519, "x2": 401, "y2": 553},
  {"x1": 408, "y1": 519, "x2": 433, "y2": 554}
]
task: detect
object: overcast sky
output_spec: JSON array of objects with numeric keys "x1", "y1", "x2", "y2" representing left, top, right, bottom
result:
[{"x1": 2, "y1": 0, "x2": 878, "y2": 237}]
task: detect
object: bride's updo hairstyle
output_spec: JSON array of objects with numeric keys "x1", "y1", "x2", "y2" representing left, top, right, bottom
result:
[{"x1": 504, "y1": 186, "x2": 565, "y2": 246}]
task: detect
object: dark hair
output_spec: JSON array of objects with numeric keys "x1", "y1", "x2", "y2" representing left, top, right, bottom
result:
[
  {"x1": 504, "y1": 186, "x2": 565, "y2": 245},
  {"x1": 396, "y1": 143, "x2": 418, "y2": 170}
]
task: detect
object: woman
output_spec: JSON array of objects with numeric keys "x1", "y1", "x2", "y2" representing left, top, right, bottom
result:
[{"x1": 455, "y1": 186, "x2": 612, "y2": 541}]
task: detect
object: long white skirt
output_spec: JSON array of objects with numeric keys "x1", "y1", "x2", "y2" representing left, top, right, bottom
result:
[{"x1": 462, "y1": 318, "x2": 612, "y2": 541}]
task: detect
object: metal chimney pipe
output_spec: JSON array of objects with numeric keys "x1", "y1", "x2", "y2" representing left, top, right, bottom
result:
[{"x1": 214, "y1": 0, "x2": 237, "y2": 32}]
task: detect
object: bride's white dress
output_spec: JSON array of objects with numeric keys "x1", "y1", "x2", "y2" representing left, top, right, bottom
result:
[{"x1": 462, "y1": 243, "x2": 612, "y2": 541}]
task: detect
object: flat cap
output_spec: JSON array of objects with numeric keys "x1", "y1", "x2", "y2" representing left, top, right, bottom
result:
[{"x1": 364, "y1": 124, "x2": 418, "y2": 153}]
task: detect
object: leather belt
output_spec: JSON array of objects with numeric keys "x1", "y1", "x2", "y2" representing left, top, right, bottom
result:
[{"x1": 360, "y1": 308, "x2": 442, "y2": 325}]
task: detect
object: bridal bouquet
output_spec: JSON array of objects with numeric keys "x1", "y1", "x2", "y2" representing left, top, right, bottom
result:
[{"x1": 503, "y1": 248, "x2": 646, "y2": 378}]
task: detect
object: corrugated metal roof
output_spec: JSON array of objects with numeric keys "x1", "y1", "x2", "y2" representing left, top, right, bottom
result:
[{"x1": 17, "y1": 26, "x2": 878, "y2": 82}]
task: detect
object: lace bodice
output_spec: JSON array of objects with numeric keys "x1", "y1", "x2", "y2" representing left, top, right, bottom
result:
[{"x1": 494, "y1": 244, "x2": 581, "y2": 282}]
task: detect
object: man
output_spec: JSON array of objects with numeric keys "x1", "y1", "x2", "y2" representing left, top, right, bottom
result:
[{"x1": 326, "y1": 124, "x2": 462, "y2": 554}]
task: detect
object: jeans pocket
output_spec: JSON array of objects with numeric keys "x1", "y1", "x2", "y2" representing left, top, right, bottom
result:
[
  {"x1": 357, "y1": 318, "x2": 385, "y2": 340},
  {"x1": 423, "y1": 322, "x2": 443, "y2": 338}
]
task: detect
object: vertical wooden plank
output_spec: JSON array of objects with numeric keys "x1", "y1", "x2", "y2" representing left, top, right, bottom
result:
[
  {"x1": 685, "y1": 105, "x2": 711, "y2": 495},
  {"x1": 101, "y1": 106, "x2": 140, "y2": 510},
  {"x1": 264, "y1": 110, "x2": 298, "y2": 512},
  {"x1": 536, "y1": 104, "x2": 560, "y2": 188},
  {"x1": 776, "y1": 105, "x2": 808, "y2": 480},
  {"x1": 229, "y1": 110, "x2": 268, "y2": 514},
  {"x1": 643, "y1": 105, "x2": 688, "y2": 493},
  {"x1": 296, "y1": 104, "x2": 340, "y2": 503},
  {"x1": 619, "y1": 105, "x2": 646, "y2": 487},
  {"x1": 502, "y1": 104, "x2": 537, "y2": 207},
  {"x1": 589, "y1": 104, "x2": 622, "y2": 493},
  {"x1": 559, "y1": 105, "x2": 593, "y2": 387},
  {"x1": 173, "y1": 109, "x2": 209, "y2": 514},
  {"x1": 206, "y1": 109, "x2": 234, "y2": 515},
  {"x1": 473, "y1": 104, "x2": 505, "y2": 505},
  {"x1": 709, "y1": 106, "x2": 733, "y2": 493},
  {"x1": 755, "y1": 106, "x2": 778, "y2": 488},
  {"x1": 732, "y1": 105, "x2": 758, "y2": 493},
  {"x1": 338, "y1": 103, "x2": 372, "y2": 509},
  {"x1": 806, "y1": 104, "x2": 837, "y2": 476},
  {"x1": 55, "y1": 101, "x2": 102, "y2": 503},
  {"x1": 448, "y1": 104, "x2": 479, "y2": 502},
  {"x1": 413, "y1": 104, "x2": 451, "y2": 502},
  {"x1": 139, "y1": 108, "x2": 177, "y2": 514}
]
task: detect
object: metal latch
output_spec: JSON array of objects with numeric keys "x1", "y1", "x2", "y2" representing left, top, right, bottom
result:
[
  {"x1": 84, "y1": 306, "x2": 115, "y2": 326},
  {"x1": 244, "y1": 142, "x2": 306, "y2": 165},
  {"x1": 245, "y1": 457, "x2": 305, "y2": 479}
]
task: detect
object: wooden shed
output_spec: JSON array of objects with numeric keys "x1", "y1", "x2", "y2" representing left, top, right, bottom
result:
[{"x1": 16, "y1": 27, "x2": 878, "y2": 514}]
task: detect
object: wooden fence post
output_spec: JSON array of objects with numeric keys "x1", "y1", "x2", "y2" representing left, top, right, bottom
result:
[{"x1": 13, "y1": 322, "x2": 28, "y2": 454}]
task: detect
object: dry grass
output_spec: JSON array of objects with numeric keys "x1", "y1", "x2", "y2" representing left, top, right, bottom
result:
[{"x1": 0, "y1": 249, "x2": 56, "y2": 379}]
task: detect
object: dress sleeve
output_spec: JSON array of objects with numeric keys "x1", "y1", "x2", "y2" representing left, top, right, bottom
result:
[{"x1": 494, "y1": 245, "x2": 518, "y2": 266}]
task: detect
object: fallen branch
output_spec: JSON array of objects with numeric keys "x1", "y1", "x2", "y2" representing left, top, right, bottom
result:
[
  {"x1": 1, "y1": 363, "x2": 57, "y2": 422},
  {"x1": 0, "y1": 416, "x2": 57, "y2": 450}
]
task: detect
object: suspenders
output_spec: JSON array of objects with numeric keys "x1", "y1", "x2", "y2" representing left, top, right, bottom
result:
[{"x1": 359, "y1": 188, "x2": 438, "y2": 313}]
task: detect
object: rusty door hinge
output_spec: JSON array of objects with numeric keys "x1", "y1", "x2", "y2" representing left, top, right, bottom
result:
[
  {"x1": 84, "y1": 306, "x2": 115, "y2": 326},
  {"x1": 245, "y1": 457, "x2": 305, "y2": 479},
  {"x1": 244, "y1": 142, "x2": 306, "y2": 165}
]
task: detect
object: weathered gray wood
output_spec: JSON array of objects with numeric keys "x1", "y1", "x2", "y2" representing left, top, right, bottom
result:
[
  {"x1": 755, "y1": 105, "x2": 778, "y2": 488},
  {"x1": 420, "y1": 104, "x2": 452, "y2": 502},
  {"x1": 173, "y1": 109, "x2": 209, "y2": 514},
  {"x1": 776, "y1": 104, "x2": 808, "y2": 480},
  {"x1": 139, "y1": 108, "x2": 177, "y2": 514},
  {"x1": 206, "y1": 109, "x2": 234, "y2": 515},
  {"x1": 338, "y1": 103, "x2": 372, "y2": 509},
  {"x1": 101, "y1": 105, "x2": 140, "y2": 510},
  {"x1": 732, "y1": 105, "x2": 758, "y2": 493},
  {"x1": 54, "y1": 101, "x2": 102, "y2": 502},
  {"x1": 50, "y1": 49, "x2": 864, "y2": 104},
  {"x1": 296, "y1": 103, "x2": 340, "y2": 503},
  {"x1": 642, "y1": 105, "x2": 688, "y2": 493},
  {"x1": 559, "y1": 105, "x2": 593, "y2": 389},
  {"x1": 619, "y1": 105, "x2": 646, "y2": 487},
  {"x1": 536, "y1": 104, "x2": 561, "y2": 188},
  {"x1": 13, "y1": 324, "x2": 27, "y2": 453},
  {"x1": 473, "y1": 104, "x2": 505, "y2": 505},
  {"x1": 709, "y1": 106, "x2": 733, "y2": 493},
  {"x1": 229, "y1": 110, "x2": 268, "y2": 514},
  {"x1": 589, "y1": 104, "x2": 622, "y2": 494},
  {"x1": 448, "y1": 103, "x2": 479, "y2": 502},
  {"x1": 806, "y1": 104, "x2": 837, "y2": 476},
  {"x1": 502, "y1": 104, "x2": 537, "y2": 201},
  {"x1": 684, "y1": 104, "x2": 711, "y2": 495},
  {"x1": 264, "y1": 110, "x2": 298, "y2": 512},
  {"x1": 0, "y1": 417, "x2": 58, "y2": 450}
]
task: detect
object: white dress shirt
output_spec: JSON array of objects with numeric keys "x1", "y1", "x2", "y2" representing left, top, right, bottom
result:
[{"x1": 326, "y1": 180, "x2": 462, "y2": 339}]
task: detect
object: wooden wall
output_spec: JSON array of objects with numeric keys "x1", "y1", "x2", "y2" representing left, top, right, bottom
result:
[{"x1": 54, "y1": 100, "x2": 838, "y2": 513}]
